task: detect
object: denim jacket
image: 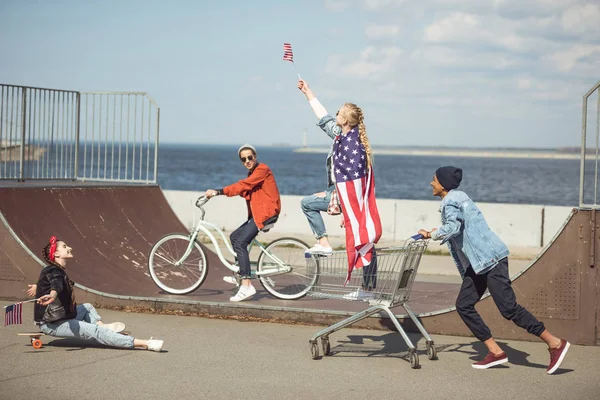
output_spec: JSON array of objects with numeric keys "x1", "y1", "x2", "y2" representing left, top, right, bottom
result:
[
  {"x1": 431, "y1": 190, "x2": 509, "y2": 276},
  {"x1": 316, "y1": 115, "x2": 341, "y2": 189}
]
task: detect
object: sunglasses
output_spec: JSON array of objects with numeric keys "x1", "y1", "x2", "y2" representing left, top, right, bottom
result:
[{"x1": 240, "y1": 155, "x2": 254, "y2": 163}]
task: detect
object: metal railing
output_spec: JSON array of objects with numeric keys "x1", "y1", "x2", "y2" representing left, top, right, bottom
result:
[
  {"x1": 79, "y1": 92, "x2": 159, "y2": 183},
  {"x1": 0, "y1": 85, "x2": 80, "y2": 180},
  {"x1": 580, "y1": 80, "x2": 600, "y2": 207},
  {"x1": 0, "y1": 84, "x2": 159, "y2": 183}
]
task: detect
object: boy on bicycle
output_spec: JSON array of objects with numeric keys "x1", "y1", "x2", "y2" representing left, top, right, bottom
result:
[{"x1": 204, "y1": 144, "x2": 281, "y2": 302}]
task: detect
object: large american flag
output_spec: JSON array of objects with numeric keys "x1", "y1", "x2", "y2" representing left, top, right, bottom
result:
[
  {"x1": 283, "y1": 43, "x2": 293, "y2": 62},
  {"x1": 333, "y1": 128, "x2": 382, "y2": 283},
  {"x1": 4, "y1": 302, "x2": 23, "y2": 326}
]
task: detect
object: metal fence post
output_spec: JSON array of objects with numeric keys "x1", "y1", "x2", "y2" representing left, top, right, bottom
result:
[
  {"x1": 154, "y1": 107, "x2": 160, "y2": 183},
  {"x1": 580, "y1": 95, "x2": 588, "y2": 207},
  {"x1": 19, "y1": 88, "x2": 27, "y2": 180},
  {"x1": 74, "y1": 92, "x2": 81, "y2": 180}
]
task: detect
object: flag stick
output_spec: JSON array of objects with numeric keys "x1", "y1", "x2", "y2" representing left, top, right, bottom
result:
[
  {"x1": 3, "y1": 298, "x2": 39, "y2": 309},
  {"x1": 293, "y1": 62, "x2": 302, "y2": 80}
]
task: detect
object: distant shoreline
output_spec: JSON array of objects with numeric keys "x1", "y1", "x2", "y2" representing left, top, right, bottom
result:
[{"x1": 293, "y1": 147, "x2": 583, "y2": 160}]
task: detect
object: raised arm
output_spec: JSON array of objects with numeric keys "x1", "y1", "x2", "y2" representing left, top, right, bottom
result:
[
  {"x1": 298, "y1": 79, "x2": 327, "y2": 119},
  {"x1": 298, "y1": 79, "x2": 340, "y2": 139}
]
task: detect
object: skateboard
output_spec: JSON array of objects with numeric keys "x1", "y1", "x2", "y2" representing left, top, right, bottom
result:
[
  {"x1": 18, "y1": 331, "x2": 130, "y2": 349},
  {"x1": 18, "y1": 332, "x2": 46, "y2": 349}
]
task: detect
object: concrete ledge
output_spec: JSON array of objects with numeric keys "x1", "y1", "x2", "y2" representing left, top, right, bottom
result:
[{"x1": 163, "y1": 190, "x2": 572, "y2": 251}]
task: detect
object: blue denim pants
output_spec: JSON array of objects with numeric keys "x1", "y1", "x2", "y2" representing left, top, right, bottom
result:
[
  {"x1": 230, "y1": 218, "x2": 259, "y2": 279},
  {"x1": 39, "y1": 303, "x2": 134, "y2": 348},
  {"x1": 300, "y1": 187, "x2": 334, "y2": 239}
]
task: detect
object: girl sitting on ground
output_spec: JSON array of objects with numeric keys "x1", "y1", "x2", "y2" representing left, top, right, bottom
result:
[{"x1": 28, "y1": 236, "x2": 164, "y2": 352}]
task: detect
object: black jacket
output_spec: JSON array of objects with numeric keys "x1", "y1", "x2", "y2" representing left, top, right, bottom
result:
[{"x1": 34, "y1": 265, "x2": 77, "y2": 323}]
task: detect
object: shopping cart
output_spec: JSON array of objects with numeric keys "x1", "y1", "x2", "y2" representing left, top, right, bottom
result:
[{"x1": 306, "y1": 235, "x2": 436, "y2": 369}]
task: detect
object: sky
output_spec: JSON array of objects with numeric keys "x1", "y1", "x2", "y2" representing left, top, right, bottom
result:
[{"x1": 1, "y1": 0, "x2": 599, "y2": 149}]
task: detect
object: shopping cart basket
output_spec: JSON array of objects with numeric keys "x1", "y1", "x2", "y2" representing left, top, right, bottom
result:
[{"x1": 306, "y1": 235, "x2": 436, "y2": 369}]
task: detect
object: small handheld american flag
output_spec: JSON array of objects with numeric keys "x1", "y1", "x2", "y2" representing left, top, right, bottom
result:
[
  {"x1": 282, "y1": 43, "x2": 294, "y2": 62},
  {"x1": 282, "y1": 42, "x2": 301, "y2": 79},
  {"x1": 4, "y1": 302, "x2": 23, "y2": 326}
]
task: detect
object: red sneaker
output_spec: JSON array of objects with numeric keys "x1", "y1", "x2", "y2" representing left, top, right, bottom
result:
[
  {"x1": 472, "y1": 352, "x2": 508, "y2": 369},
  {"x1": 547, "y1": 339, "x2": 570, "y2": 375}
]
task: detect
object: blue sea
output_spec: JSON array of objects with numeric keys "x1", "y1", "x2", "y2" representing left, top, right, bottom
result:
[
  {"x1": 156, "y1": 144, "x2": 595, "y2": 207},
  {"x1": 5, "y1": 142, "x2": 591, "y2": 206}
]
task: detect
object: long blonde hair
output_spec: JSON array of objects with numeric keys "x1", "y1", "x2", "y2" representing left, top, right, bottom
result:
[{"x1": 343, "y1": 102, "x2": 372, "y2": 169}]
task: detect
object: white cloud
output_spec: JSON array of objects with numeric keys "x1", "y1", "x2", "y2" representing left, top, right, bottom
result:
[
  {"x1": 325, "y1": 46, "x2": 404, "y2": 79},
  {"x1": 321, "y1": 0, "x2": 599, "y2": 147},
  {"x1": 365, "y1": 24, "x2": 402, "y2": 39},
  {"x1": 410, "y1": 45, "x2": 521, "y2": 69},
  {"x1": 544, "y1": 44, "x2": 600, "y2": 72},
  {"x1": 561, "y1": 3, "x2": 600, "y2": 37},
  {"x1": 422, "y1": 12, "x2": 559, "y2": 53}
]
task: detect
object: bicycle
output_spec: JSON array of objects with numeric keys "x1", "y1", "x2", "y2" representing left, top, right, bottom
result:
[{"x1": 148, "y1": 196, "x2": 317, "y2": 300}]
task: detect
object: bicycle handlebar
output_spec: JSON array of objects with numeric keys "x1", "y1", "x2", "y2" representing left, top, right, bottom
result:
[
  {"x1": 195, "y1": 195, "x2": 209, "y2": 220},
  {"x1": 195, "y1": 195, "x2": 209, "y2": 208}
]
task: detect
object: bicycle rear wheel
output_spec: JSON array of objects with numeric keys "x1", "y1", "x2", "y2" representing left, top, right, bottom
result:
[
  {"x1": 148, "y1": 233, "x2": 209, "y2": 294},
  {"x1": 257, "y1": 237, "x2": 316, "y2": 300}
]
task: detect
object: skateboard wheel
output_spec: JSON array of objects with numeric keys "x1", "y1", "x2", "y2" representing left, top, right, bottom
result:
[{"x1": 32, "y1": 339, "x2": 43, "y2": 349}]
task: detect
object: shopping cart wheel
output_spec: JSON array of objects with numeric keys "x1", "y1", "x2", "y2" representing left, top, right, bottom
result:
[
  {"x1": 321, "y1": 337, "x2": 331, "y2": 356},
  {"x1": 426, "y1": 341, "x2": 437, "y2": 360},
  {"x1": 310, "y1": 341, "x2": 319, "y2": 360},
  {"x1": 409, "y1": 350, "x2": 419, "y2": 369}
]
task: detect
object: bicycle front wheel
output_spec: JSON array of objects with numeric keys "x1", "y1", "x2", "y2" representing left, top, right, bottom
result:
[
  {"x1": 148, "y1": 233, "x2": 209, "y2": 295},
  {"x1": 257, "y1": 237, "x2": 316, "y2": 300}
]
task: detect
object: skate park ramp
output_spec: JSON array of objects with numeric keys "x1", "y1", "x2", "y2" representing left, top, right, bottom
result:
[
  {"x1": 0, "y1": 184, "x2": 598, "y2": 346},
  {"x1": 0, "y1": 184, "x2": 195, "y2": 296}
]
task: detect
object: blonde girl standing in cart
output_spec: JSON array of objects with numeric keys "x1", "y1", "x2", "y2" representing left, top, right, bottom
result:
[{"x1": 297, "y1": 79, "x2": 382, "y2": 299}]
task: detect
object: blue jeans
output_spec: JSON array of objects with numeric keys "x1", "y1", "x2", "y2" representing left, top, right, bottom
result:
[
  {"x1": 362, "y1": 250, "x2": 378, "y2": 289},
  {"x1": 301, "y1": 187, "x2": 333, "y2": 240},
  {"x1": 39, "y1": 303, "x2": 134, "y2": 348},
  {"x1": 230, "y1": 219, "x2": 259, "y2": 279}
]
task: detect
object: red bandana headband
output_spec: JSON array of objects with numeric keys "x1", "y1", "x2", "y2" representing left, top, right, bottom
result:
[{"x1": 49, "y1": 236, "x2": 57, "y2": 262}]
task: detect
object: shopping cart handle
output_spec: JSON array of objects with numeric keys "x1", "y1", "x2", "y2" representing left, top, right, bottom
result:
[{"x1": 411, "y1": 233, "x2": 425, "y2": 240}]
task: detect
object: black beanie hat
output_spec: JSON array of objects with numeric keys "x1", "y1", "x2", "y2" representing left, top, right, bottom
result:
[{"x1": 435, "y1": 166, "x2": 463, "y2": 191}]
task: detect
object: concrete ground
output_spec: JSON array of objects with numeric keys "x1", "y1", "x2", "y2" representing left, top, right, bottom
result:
[{"x1": 2, "y1": 301, "x2": 598, "y2": 400}]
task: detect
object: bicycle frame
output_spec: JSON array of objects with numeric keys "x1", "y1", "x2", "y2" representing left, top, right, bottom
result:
[{"x1": 174, "y1": 197, "x2": 293, "y2": 277}]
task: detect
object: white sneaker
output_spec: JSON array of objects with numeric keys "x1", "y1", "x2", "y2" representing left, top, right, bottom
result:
[
  {"x1": 342, "y1": 289, "x2": 376, "y2": 301},
  {"x1": 223, "y1": 276, "x2": 240, "y2": 286},
  {"x1": 306, "y1": 244, "x2": 333, "y2": 255},
  {"x1": 147, "y1": 337, "x2": 164, "y2": 352},
  {"x1": 103, "y1": 322, "x2": 126, "y2": 333},
  {"x1": 230, "y1": 285, "x2": 257, "y2": 302}
]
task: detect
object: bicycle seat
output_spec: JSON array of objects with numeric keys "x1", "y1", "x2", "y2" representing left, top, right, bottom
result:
[{"x1": 260, "y1": 215, "x2": 279, "y2": 232}]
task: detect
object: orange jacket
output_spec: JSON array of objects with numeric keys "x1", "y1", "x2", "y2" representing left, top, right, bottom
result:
[{"x1": 222, "y1": 163, "x2": 281, "y2": 229}]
